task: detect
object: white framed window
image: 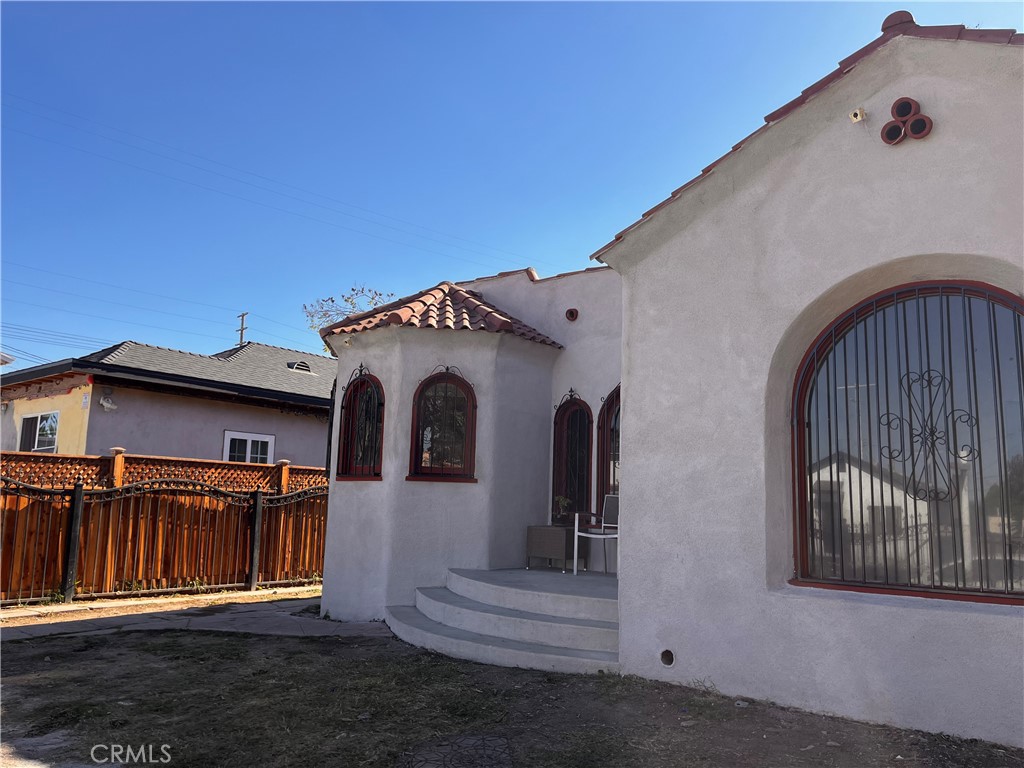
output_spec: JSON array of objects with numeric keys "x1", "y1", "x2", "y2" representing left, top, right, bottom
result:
[
  {"x1": 222, "y1": 431, "x2": 275, "y2": 464},
  {"x1": 20, "y1": 412, "x2": 59, "y2": 453}
]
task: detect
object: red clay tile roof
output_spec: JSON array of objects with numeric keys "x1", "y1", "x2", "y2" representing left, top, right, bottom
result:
[
  {"x1": 590, "y1": 10, "x2": 1022, "y2": 263},
  {"x1": 319, "y1": 282, "x2": 563, "y2": 349}
]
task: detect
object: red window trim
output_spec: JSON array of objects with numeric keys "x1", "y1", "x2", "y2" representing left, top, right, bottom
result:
[
  {"x1": 408, "y1": 371, "x2": 477, "y2": 480},
  {"x1": 789, "y1": 280, "x2": 1024, "y2": 601},
  {"x1": 787, "y1": 578, "x2": 1024, "y2": 607},
  {"x1": 336, "y1": 374, "x2": 385, "y2": 479},
  {"x1": 405, "y1": 475, "x2": 478, "y2": 484}
]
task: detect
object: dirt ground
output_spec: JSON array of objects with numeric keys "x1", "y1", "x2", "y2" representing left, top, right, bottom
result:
[
  {"x1": 0, "y1": 587, "x2": 321, "y2": 628},
  {"x1": 2, "y1": 618, "x2": 1021, "y2": 768}
]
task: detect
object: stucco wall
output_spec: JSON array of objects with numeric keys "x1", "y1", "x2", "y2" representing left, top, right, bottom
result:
[
  {"x1": 466, "y1": 267, "x2": 623, "y2": 569},
  {"x1": 320, "y1": 268, "x2": 623, "y2": 620},
  {"x1": 320, "y1": 327, "x2": 559, "y2": 620},
  {"x1": 83, "y1": 385, "x2": 329, "y2": 466},
  {"x1": 603, "y1": 37, "x2": 1023, "y2": 745}
]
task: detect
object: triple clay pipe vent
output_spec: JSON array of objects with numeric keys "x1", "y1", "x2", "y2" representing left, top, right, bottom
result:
[{"x1": 881, "y1": 97, "x2": 934, "y2": 145}]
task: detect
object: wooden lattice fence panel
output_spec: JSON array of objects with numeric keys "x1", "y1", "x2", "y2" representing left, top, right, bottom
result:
[
  {"x1": 0, "y1": 452, "x2": 110, "y2": 488},
  {"x1": 289, "y1": 466, "x2": 329, "y2": 491},
  {"x1": 120, "y1": 455, "x2": 277, "y2": 491}
]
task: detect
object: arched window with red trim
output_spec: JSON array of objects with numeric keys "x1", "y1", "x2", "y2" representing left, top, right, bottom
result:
[
  {"x1": 597, "y1": 385, "x2": 621, "y2": 516},
  {"x1": 793, "y1": 282, "x2": 1024, "y2": 602},
  {"x1": 337, "y1": 371, "x2": 385, "y2": 479},
  {"x1": 409, "y1": 369, "x2": 477, "y2": 480}
]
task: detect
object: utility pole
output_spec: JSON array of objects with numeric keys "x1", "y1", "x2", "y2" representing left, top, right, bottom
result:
[{"x1": 236, "y1": 312, "x2": 248, "y2": 345}]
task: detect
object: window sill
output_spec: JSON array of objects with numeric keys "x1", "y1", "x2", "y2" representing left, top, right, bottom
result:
[
  {"x1": 334, "y1": 475, "x2": 383, "y2": 482},
  {"x1": 405, "y1": 475, "x2": 478, "y2": 484},
  {"x1": 787, "y1": 578, "x2": 1024, "y2": 606}
]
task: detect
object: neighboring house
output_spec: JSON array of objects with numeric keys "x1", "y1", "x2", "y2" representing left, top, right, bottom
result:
[
  {"x1": 0, "y1": 353, "x2": 14, "y2": 366},
  {"x1": 0, "y1": 341, "x2": 336, "y2": 467},
  {"x1": 317, "y1": 12, "x2": 1023, "y2": 747}
]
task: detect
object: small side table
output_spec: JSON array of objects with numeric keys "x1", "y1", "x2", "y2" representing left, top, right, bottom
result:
[{"x1": 526, "y1": 525, "x2": 588, "y2": 572}]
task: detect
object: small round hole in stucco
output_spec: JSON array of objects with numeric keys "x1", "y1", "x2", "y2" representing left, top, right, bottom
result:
[
  {"x1": 660, "y1": 650, "x2": 675, "y2": 667},
  {"x1": 565, "y1": 308, "x2": 579, "y2": 322}
]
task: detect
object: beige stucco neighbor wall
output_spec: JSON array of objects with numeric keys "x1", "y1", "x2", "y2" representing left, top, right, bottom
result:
[
  {"x1": 603, "y1": 37, "x2": 1023, "y2": 745},
  {"x1": 83, "y1": 386, "x2": 328, "y2": 466},
  {"x1": 1, "y1": 375, "x2": 93, "y2": 454}
]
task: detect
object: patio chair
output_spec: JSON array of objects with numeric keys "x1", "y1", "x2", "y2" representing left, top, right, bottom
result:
[{"x1": 573, "y1": 494, "x2": 618, "y2": 575}]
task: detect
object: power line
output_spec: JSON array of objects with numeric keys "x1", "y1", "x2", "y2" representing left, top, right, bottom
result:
[
  {"x1": 2, "y1": 279, "x2": 313, "y2": 348},
  {"x1": 2, "y1": 322, "x2": 118, "y2": 345},
  {"x1": 2, "y1": 90, "x2": 537, "y2": 264},
  {"x1": 3, "y1": 298, "x2": 244, "y2": 342},
  {"x1": 4, "y1": 101, "x2": 546, "y2": 269},
  {"x1": 6, "y1": 126, "x2": 510, "y2": 273},
  {"x1": 2, "y1": 262, "x2": 310, "y2": 336},
  {"x1": 0, "y1": 345, "x2": 51, "y2": 365}
]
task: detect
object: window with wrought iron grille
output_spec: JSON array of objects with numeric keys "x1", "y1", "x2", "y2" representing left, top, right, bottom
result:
[
  {"x1": 20, "y1": 412, "x2": 58, "y2": 453},
  {"x1": 409, "y1": 371, "x2": 476, "y2": 480},
  {"x1": 337, "y1": 374, "x2": 384, "y2": 478},
  {"x1": 793, "y1": 283, "x2": 1024, "y2": 602},
  {"x1": 552, "y1": 393, "x2": 593, "y2": 525},
  {"x1": 597, "y1": 385, "x2": 621, "y2": 517}
]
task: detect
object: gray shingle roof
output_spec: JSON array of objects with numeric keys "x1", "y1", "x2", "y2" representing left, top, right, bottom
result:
[{"x1": 79, "y1": 341, "x2": 336, "y2": 400}]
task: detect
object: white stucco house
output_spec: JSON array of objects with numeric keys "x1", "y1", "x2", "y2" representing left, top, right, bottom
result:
[{"x1": 320, "y1": 12, "x2": 1023, "y2": 747}]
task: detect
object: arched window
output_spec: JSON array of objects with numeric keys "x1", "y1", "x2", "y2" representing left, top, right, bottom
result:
[
  {"x1": 337, "y1": 372, "x2": 384, "y2": 479},
  {"x1": 409, "y1": 370, "x2": 477, "y2": 480},
  {"x1": 597, "y1": 386, "x2": 621, "y2": 516},
  {"x1": 793, "y1": 282, "x2": 1024, "y2": 601},
  {"x1": 552, "y1": 393, "x2": 593, "y2": 525}
]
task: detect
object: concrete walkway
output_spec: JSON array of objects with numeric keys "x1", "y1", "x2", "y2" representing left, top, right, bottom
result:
[{"x1": 0, "y1": 594, "x2": 392, "y2": 642}]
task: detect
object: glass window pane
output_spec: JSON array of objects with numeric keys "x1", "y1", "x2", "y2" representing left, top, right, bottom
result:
[
  {"x1": 250, "y1": 440, "x2": 269, "y2": 464},
  {"x1": 228, "y1": 438, "x2": 248, "y2": 463}
]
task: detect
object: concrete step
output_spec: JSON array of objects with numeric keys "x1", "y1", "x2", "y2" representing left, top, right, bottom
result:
[
  {"x1": 447, "y1": 568, "x2": 618, "y2": 623},
  {"x1": 416, "y1": 587, "x2": 618, "y2": 653},
  {"x1": 385, "y1": 605, "x2": 620, "y2": 675}
]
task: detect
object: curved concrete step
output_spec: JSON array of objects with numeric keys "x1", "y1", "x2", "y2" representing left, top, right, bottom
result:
[
  {"x1": 447, "y1": 568, "x2": 618, "y2": 622},
  {"x1": 385, "y1": 605, "x2": 619, "y2": 675},
  {"x1": 416, "y1": 587, "x2": 618, "y2": 653}
]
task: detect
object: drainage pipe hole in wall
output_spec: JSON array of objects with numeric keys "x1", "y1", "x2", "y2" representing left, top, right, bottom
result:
[{"x1": 660, "y1": 650, "x2": 675, "y2": 667}]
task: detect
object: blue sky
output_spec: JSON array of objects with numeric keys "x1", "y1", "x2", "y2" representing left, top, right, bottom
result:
[{"x1": 2, "y1": 2, "x2": 1021, "y2": 371}]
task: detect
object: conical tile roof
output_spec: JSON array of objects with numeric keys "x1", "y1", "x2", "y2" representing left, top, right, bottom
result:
[{"x1": 320, "y1": 282, "x2": 562, "y2": 348}]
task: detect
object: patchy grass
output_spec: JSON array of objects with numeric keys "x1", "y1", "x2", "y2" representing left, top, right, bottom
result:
[{"x1": 2, "y1": 631, "x2": 1021, "y2": 768}]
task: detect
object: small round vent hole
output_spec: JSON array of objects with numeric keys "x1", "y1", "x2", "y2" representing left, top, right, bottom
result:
[
  {"x1": 565, "y1": 308, "x2": 579, "y2": 322},
  {"x1": 660, "y1": 650, "x2": 675, "y2": 667}
]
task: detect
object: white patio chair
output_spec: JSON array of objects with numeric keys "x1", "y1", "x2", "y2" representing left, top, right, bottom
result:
[{"x1": 573, "y1": 494, "x2": 619, "y2": 575}]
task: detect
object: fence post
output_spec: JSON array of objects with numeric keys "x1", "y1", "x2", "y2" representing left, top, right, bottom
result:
[
  {"x1": 60, "y1": 481, "x2": 85, "y2": 603},
  {"x1": 276, "y1": 459, "x2": 291, "y2": 494},
  {"x1": 247, "y1": 489, "x2": 264, "y2": 591},
  {"x1": 110, "y1": 447, "x2": 126, "y2": 487}
]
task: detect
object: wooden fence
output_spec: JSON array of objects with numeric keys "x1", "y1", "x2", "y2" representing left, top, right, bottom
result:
[
  {"x1": 0, "y1": 476, "x2": 328, "y2": 605},
  {"x1": 0, "y1": 451, "x2": 328, "y2": 492}
]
